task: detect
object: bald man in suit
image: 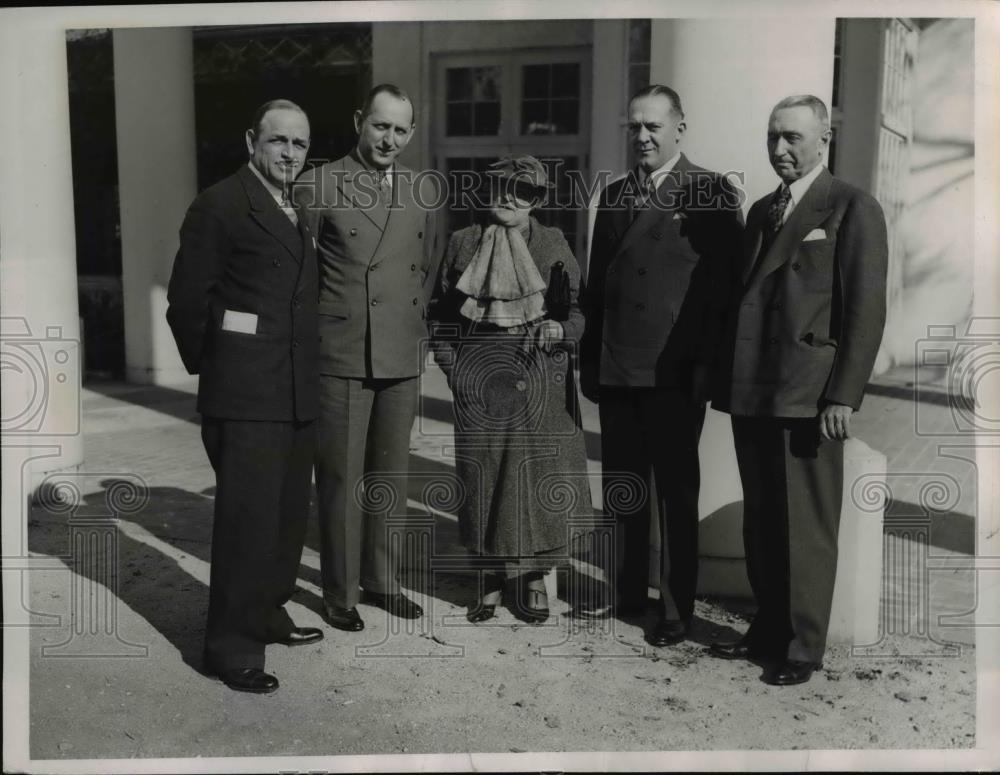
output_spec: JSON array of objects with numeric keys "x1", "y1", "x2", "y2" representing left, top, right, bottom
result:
[
  {"x1": 711, "y1": 95, "x2": 887, "y2": 685},
  {"x1": 167, "y1": 99, "x2": 323, "y2": 694},
  {"x1": 296, "y1": 84, "x2": 440, "y2": 631},
  {"x1": 580, "y1": 84, "x2": 743, "y2": 647}
]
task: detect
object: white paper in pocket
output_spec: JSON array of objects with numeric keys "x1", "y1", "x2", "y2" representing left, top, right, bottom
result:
[
  {"x1": 803, "y1": 228, "x2": 827, "y2": 242},
  {"x1": 221, "y1": 310, "x2": 258, "y2": 334}
]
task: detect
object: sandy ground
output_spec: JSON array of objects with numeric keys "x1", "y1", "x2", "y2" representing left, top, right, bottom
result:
[
  {"x1": 17, "y1": 378, "x2": 980, "y2": 764},
  {"x1": 27, "y1": 497, "x2": 975, "y2": 759}
]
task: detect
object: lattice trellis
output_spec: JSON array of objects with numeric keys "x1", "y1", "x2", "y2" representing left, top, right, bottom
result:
[{"x1": 193, "y1": 26, "x2": 372, "y2": 81}]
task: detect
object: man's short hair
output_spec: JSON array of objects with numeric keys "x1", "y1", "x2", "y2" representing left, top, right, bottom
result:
[
  {"x1": 630, "y1": 84, "x2": 685, "y2": 119},
  {"x1": 359, "y1": 83, "x2": 414, "y2": 124},
  {"x1": 771, "y1": 95, "x2": 830, "y2": 128},
  {"x1": 249, "y1": 99, "x2": 308, "y2": 137}
]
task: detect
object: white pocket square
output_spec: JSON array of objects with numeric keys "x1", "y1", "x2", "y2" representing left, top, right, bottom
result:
[
  {"x1": 803, "y1": 228, "x2": 827, "y2": 242},
  {"x1": 221, "y1": 310, "x2": 258, "y2": 334}
]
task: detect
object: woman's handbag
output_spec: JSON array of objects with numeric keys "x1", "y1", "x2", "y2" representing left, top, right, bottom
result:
[{"x1": 544, "y1": 261, "x2": 571, "y2": 322}]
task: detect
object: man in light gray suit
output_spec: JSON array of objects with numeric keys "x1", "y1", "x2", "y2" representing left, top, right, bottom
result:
[{"x1": 296, "y1": 84, "x2": 440, "y2": 631}]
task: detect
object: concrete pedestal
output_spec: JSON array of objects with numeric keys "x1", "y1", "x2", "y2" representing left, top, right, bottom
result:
[{"x1": 690, "y1": 409, "x2": 886, "y2": 644}]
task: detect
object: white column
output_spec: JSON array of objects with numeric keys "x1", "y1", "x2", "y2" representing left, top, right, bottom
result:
[
  {"x1": 585, "y1": 20, "x2": 628, "y2": 275},
  {"x1": 650, "y1": 18, "x2": 835, "y2": 209},
  {"x1": 113, "y1": 28, "x2": 198, "y2": 387},
  {"x1": 0, "y1": 21, "x2": 84, "y2": 484}
]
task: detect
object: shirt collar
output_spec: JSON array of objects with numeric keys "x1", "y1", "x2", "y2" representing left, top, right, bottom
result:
[
  {"x1": 785, "y1": 162, "x2": 825, "y2": 206},
  {"x1": 639, "y1": 152, "x2": 682, "y2": 191},
  {"x1": 247, "y1": 161, "x2": 291, "y2": 206}
]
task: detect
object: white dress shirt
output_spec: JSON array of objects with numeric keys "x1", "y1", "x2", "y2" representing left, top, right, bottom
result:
[{"x1": 780, "y1": 162, "x2": 826, "y2": 225}]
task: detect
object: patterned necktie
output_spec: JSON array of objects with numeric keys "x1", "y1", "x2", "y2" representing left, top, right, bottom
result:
[
  {"x1": 767, "y1": 185, "x2": 791, "y2": 235},
  {"x1": 377, "y1": 170, "x2": 392, "y2": 208}
]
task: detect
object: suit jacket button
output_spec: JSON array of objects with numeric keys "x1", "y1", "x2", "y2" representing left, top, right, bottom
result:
[
  {"x1": 792, "y1": 262, "x2": 801, "y2": 271},
  {"x1": 638, "y1": 267, "x2": 647, "y2": 275},
  {"x1": 411, "y1": 264, "x2": 417, "y2": 271},
  {"x1": 370, "y1": 262, "x2": 379, "y2": 272},
  {"x1": 272, "y1": 259, "x2": 281, "y2": 267},
  {"x1": 350, "y1": 228, "x2": 358, "y2": 236},
  {"x1": 515, "y1": 380, "x2": 527, "y2": 392},
  {"x1": 412, "y1": 298, "x2": 419, "y2": 305},
  {"x1": 371, "y1": 299, "x2": 379, "y2": 306},
  {"x1": 292, "y1": 339, "x2": 299, "y2": 348},
  {"x1": 417, "y1": 231, "x2": 423, "y2": 238},
  {"x1": 636, "y1": 303, "x2": 646, "y2": 311},
  {"x1": 769, "y1": 337, "x2": 778, "y2": 344}
]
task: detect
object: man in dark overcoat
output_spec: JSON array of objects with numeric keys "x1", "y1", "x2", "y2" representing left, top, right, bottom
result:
[
  {"x1": 711, "y1": 95, "x2": 888, "y2": 685},
  {"x1": 580, "y1": 84, "x2": 743, "y2": 646},
  {"x1": 166, "y1": 99, "x2": 323, "y2": 693}
]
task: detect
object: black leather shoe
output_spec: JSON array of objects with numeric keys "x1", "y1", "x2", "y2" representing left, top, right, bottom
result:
[
  {"x1": 366, "y1": 591, "x2": 423, "y2": 619},
  {"x1": 647, "y1": 617, "x2": 690, "y2": 647},
  {"x1": 510, "y1": 578, "x2": 549, "y2": 624},
  {"x1": 763, "y1": 659, "x2": 822, "y2": 686},
  {"x1": 466, "y1": 603, "x2": 496, "y2": 623},
  {"x1": 216, "y1": 667, "x2": 279, "y2": 694},
  {"x1": 709, "y1": 637, "x2": 760, "y2": 661},
  {"x1": 323, "y1": 603, "x2": 365, "y2": 632},
  {"x1": 277, "y1": 626, "x2": 324, "y2": 646}
]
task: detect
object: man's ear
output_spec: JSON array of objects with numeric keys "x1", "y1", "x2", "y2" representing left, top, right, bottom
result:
[
  {"x1": 353, "y1": 109, "x2": 363, "y2": 134},
  {"x1": 245, "y1": 129, "x2": 255, "y2": 157},
  {"x1": 675, "y1": 120, "x2": 687, "y2": 139}
]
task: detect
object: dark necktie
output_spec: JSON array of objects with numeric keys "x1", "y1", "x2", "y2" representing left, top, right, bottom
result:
[
  {"x1": 630, "y1": 174, "x2": 655, "y2": 223},
  {"x1": 766, "y1": 185, "x2": 791, "y2": 236}
]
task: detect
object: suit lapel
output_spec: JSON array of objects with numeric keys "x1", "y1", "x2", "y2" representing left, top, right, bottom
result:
[
  {"x1": 740, "y1": 195, "x2": 771, "y2": 286},
  {"x1": 336, "y1": 153, "x2": 390, "y2": 234},
  {"x1": 746, "y1": 168, "x2": 834, "y2": 289},
  {"x1": 614, "y1": 154, "x2": 691, "y2": 259},
  {"x1": 601, "y1": 175, "x2": 633, "y2": 246},
  {"x1": 375, "y1": 165, "x2": 411, "y2": 261},
  {"x1": 240, "y1": 166, "x2": 303, "y2": 263}
]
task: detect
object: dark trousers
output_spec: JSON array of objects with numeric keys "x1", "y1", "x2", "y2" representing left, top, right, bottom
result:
[
  {"x1": 315, "y1": 375, "x2": 417, "y2": 608},
  {"x1": 731, "y1": 416, "x2": 844, "y2": 664},
  {"x1": 598, "y1": 386, "x2": 705, "y2": 621},
  {"x1": 200, "y1": 416, "x2": 315, "y2": 671}
]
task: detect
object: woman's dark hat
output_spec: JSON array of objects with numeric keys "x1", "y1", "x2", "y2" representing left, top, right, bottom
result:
[{"x1": 487, "y1": 155, "x2": 555, "y2": 191}]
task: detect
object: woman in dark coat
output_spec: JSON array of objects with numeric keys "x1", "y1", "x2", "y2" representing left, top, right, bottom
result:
[{"x1": 430, "y1": 155, "x2": 592, "y2": 624}]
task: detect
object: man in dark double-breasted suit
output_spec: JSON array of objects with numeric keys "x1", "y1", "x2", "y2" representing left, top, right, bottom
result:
[
  {"x1": 295, "y1": 84, "x2": 440, "y2": 631},
  {"x1": 711, "y1": 95, "x2": 888, "y2": 686},
  {"x1": 580, "y1": 85, "x2": 743, "y2": 646},
  {"x1": 166, "y1": 100, "x2": 323, "y2": 694}
]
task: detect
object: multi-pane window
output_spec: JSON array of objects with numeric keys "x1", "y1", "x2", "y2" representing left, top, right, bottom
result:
[
  {"x1": 445, "y1": 66, "x2": 502, "y2": 136},
  {"x1": 435, "y1": 51, "x2": 590, "y2": 258},
  {"x1": 521, "y1": 63, "x2": 581, "y2": 135}
]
